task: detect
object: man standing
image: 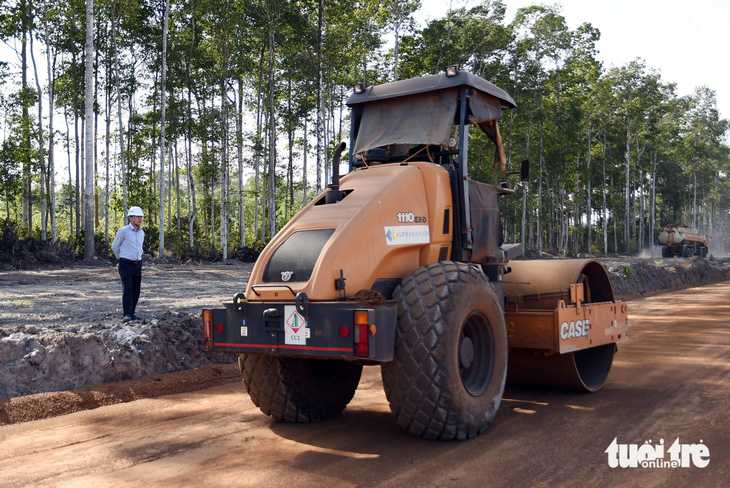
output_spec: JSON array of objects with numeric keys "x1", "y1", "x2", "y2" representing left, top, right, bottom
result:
[{"x1": 112, "y1": 206, "x2": 145, "y2": 322}]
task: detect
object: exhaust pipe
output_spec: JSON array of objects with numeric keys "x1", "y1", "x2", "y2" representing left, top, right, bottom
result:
[{"x1": 325, "y1": 142, "x2": 347, "y2": 204}]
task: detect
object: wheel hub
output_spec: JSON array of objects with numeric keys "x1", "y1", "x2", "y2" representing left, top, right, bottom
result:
[
  {"x1": 459, "y1": 337, "x2": 475, "y2": 369},
  {"x1": 459, "y1": 312, "x2": 494, "y2": 397}
]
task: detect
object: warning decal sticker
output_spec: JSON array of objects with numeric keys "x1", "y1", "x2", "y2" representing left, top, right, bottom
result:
[{"x1": 284, "y1": 305, "x2": 309, "y2": 345}]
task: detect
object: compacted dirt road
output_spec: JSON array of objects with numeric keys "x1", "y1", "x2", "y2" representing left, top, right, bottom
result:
[{"x1": 1, "y1": 281, "x2": 728, "y2": 487}]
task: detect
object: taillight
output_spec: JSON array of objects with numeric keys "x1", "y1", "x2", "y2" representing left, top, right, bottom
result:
[
  {"x1": 203, "y1": 309, "x2": 214, "y2": 351},
  {"x1": 354, "y1": 310, "x2": 369, "y2": 357}
]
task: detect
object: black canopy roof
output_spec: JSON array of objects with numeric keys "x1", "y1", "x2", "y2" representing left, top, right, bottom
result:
[
  {"x1": 346, "y1": 71, "x2": 516, "y2": 109},
  {"x1": 347, "y1": 71, "x2": 516, "y2": 155}
]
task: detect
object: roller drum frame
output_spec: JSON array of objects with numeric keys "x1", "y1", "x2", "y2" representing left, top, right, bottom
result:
[{"x1": 503, "y1": 259, "x2": 625, "y2": 392}]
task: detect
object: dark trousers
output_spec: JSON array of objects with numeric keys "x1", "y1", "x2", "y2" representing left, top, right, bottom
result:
[{"x1": 118, "y1": 259, "x2": 142, "y2": 316}]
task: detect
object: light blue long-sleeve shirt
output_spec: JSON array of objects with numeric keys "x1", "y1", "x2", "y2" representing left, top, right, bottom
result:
[{"x1": 112, "y1": 223, "x2": 145, "y2": 261}]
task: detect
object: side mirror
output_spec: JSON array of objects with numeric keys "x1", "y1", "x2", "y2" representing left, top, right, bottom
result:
[{"x1": 520, "y1": 159, "x2": 530, "y2": 181}]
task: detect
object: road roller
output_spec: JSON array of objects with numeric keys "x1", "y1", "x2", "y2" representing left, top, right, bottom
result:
[{"x1": 203, "y1": 68, "x2": 629, "y2": 440}]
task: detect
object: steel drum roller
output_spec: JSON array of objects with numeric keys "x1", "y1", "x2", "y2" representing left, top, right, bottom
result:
[{"x1": 504, "y1": 259, "x2": 618, "y2": 392}]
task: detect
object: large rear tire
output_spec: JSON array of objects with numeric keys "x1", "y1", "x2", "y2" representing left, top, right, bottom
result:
[
  {"x1": 381, "y1": 261, "x2": 508, "y2": 440},
  {"x1": 240, "y1": 355, "x2": 362, "y2": 423}
]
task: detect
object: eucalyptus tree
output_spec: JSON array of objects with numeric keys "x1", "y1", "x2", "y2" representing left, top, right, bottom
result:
[
  {"x1": 0, "y1": 134, "x2": 23, "y2": 223},
  {"x1": 0, "y1": 0, "x2": 35, "y2": 233},
  {"x1": 157, "y1": 0, "x2": 170, "y2": 257},
  {"x1": 322, "y1": 0, "x2": 389, "y2": 180},
  {"x1": 277, "y1": 2, "x2": 317, "y2": 219},
  {"x1": 108, "y1": 0, "x2": 154, "y2": 224},
  {"x1": 21, "y1": 0, "x2": 34, "y2": 234},
  {"x1": 647, "y1": 90, "x2": 684, "y2": 250},
  {"x1": 36, "y1": 1, "x2": 62, "y2": 242},
  {"x1": 562, "y1": 22, "x2": 601, "y2": 253},
  {"x1": 83, "y1": 0, "x2": 95, "y2": 260},
  {"x1": 172, "y1": 0, "x2": 207, "y2": 249},
  {"x1": 633, "y1": 74, "x2": 674, "y2": 251},
  {"x1": 378, "y1": 0, "x2": 419, "y2": 81},
  {"x1": 227, "y1": 1, "x2": 258, "y2": 248},
  {"x1": 603, "y1": 60, "x2": 642, "y2": 253},
  {"x1": 27, "y1": 16, "x2": 49, "y2": 240},
  {"x1": 509, "y1": 4, "x2": 569, "y2": 254},
  {"x1": 399, "y1": 2, "x2": 488, "y2": 77},
  {"x1": 52, "y1": 0, "x2": 87, "y2": 237},
  {"x1": 196, "y1": 0, "x2": 229, "y2": 256},
  {"x1": 96, "y1": 0, "x2": 115, "y2": 246},
  {"x1": 681, "y1": 86, "x2": 729, "y2": 232},
  {"x1": 346, "y1": 0, "x2": 385, "y2": 86},
  {"x1": 458, "y1": 0, "x2": 511, "y2": 81},
  {"x1": 315, "y1": 0, "x2": 324, "y2": 196}
]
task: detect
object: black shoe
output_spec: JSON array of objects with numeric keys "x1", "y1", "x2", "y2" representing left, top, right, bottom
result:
[
  {"x1": 122, "y1": 315, "x2": 133, "y2": 323},
  {"x1": 131, "y1": 314, "x2": 142, "y2": 321}
]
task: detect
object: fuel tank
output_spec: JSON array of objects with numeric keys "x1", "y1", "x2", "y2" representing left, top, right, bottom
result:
[{"x1": 658, "y1": 225, "x2": 708, "y2": 246}]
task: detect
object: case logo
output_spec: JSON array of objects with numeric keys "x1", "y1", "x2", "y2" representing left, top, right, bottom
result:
[{"x1": 281, "y1": 271, "x2": 294, "y2": 282}]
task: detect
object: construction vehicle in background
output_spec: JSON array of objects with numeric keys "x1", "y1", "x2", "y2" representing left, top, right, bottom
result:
[
  {"x1": 658, "y1": 225, "x2": 710, "y2": 258},
  {"x1": 203, "y1": 68, "x2": 629, "y2": 440}
]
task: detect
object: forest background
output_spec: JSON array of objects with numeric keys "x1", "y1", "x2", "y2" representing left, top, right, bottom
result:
[{"x1": 1, "y1": 0, "x2": 728, "y2": 262}]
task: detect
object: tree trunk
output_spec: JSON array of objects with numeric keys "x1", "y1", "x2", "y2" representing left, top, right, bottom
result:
[
  {"x1": 29, "y1": 30, "x2": 47, "y2": 240},
  {"x1": 254, "y1": 47, "x2": 264, "y2": 241},
  {"x1": 537, "y1": 121, "x2": 543, "y2": 255},
  {"x1": 602, "y1": 132, "x2": 608, "y2": 254},
  {"x1": 104, "y1": 47, "x2": 111, "y2": 248},
  {"x1": 639, "y1": 167, "x2": 644, "y2": 251},
  {"x1": 586, "y1": 117, "x2": 592, "y2": 253},
  {"x1": 94, "y1": 47, "x2": 99, "y2": 229},
  {"x1": 267, "y1": 19, "x2": 276, "y2": 239},
  {"x1": 174, "y1": 142, "x2": 180, "y2": 237},
  {"x1": 286, "y1": 80, "x2": 293, "y2": 220},
  {"x1": 574, "y1": 156, "x2": 580, "y2": 256},
  {"x1": 21, "y1": 0, "x2": 32, "y2": 232},
  {"x1": 316, "y1": 0, "x2": 324, "y2": 194},
  {"x1": 302, "y1": 117, "x2": 308, "y2": 205},
  {"x1": 392, "y1": 3, "x2": 400, "y2": 80},
  {"x1": 64, "y1": 106, "x2": 73, "y2": 235},
  {"x1": 693, "y1": 169, "x2": 697, "y2": 229},
  {"x1": 43, "y1": 14, "x2": 57, "y2": 242},
  {"x1": 650, "y1": 149, "x2": 657, "y2": 256},
  {"x1": 83, "y1": 0, "x2": 95, "y2": 260},
  {"x1": 187, "y1": 77, "x2": 196, "y2": 249},
  {"x1": 521, "y1": 118, "x2": 532, "y2": 252},
  {"x1": 167, "y1": 145, "x2": 172, "y2": 231},
  {"x1": 111, "y1": 4, "x2": 127, "y2": 216},
  {"x1": 220, "y1": 75, "x2": 229, "y2": 259},
  {"x1": 624, "y1": 117, "x2": 630, "y2": 254},
  {"x1": 237, "y1": 78, "x2": 245, "y2": 247},
  {"x1": 158, "y1": 0, "x2": 170, "y2": 257}
]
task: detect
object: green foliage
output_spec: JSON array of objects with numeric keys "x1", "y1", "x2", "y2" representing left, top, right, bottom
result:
[
  {"x1": 0, "y1": 0, "x2": 727, "y2": 261},
  {"x1": 621, "y1": 264, "x2": 632, "y2": 279}
]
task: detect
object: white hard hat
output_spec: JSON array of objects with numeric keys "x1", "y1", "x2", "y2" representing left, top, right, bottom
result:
[{"x1": 128, "y1": 206, "x2": 144, "y2": 217}]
